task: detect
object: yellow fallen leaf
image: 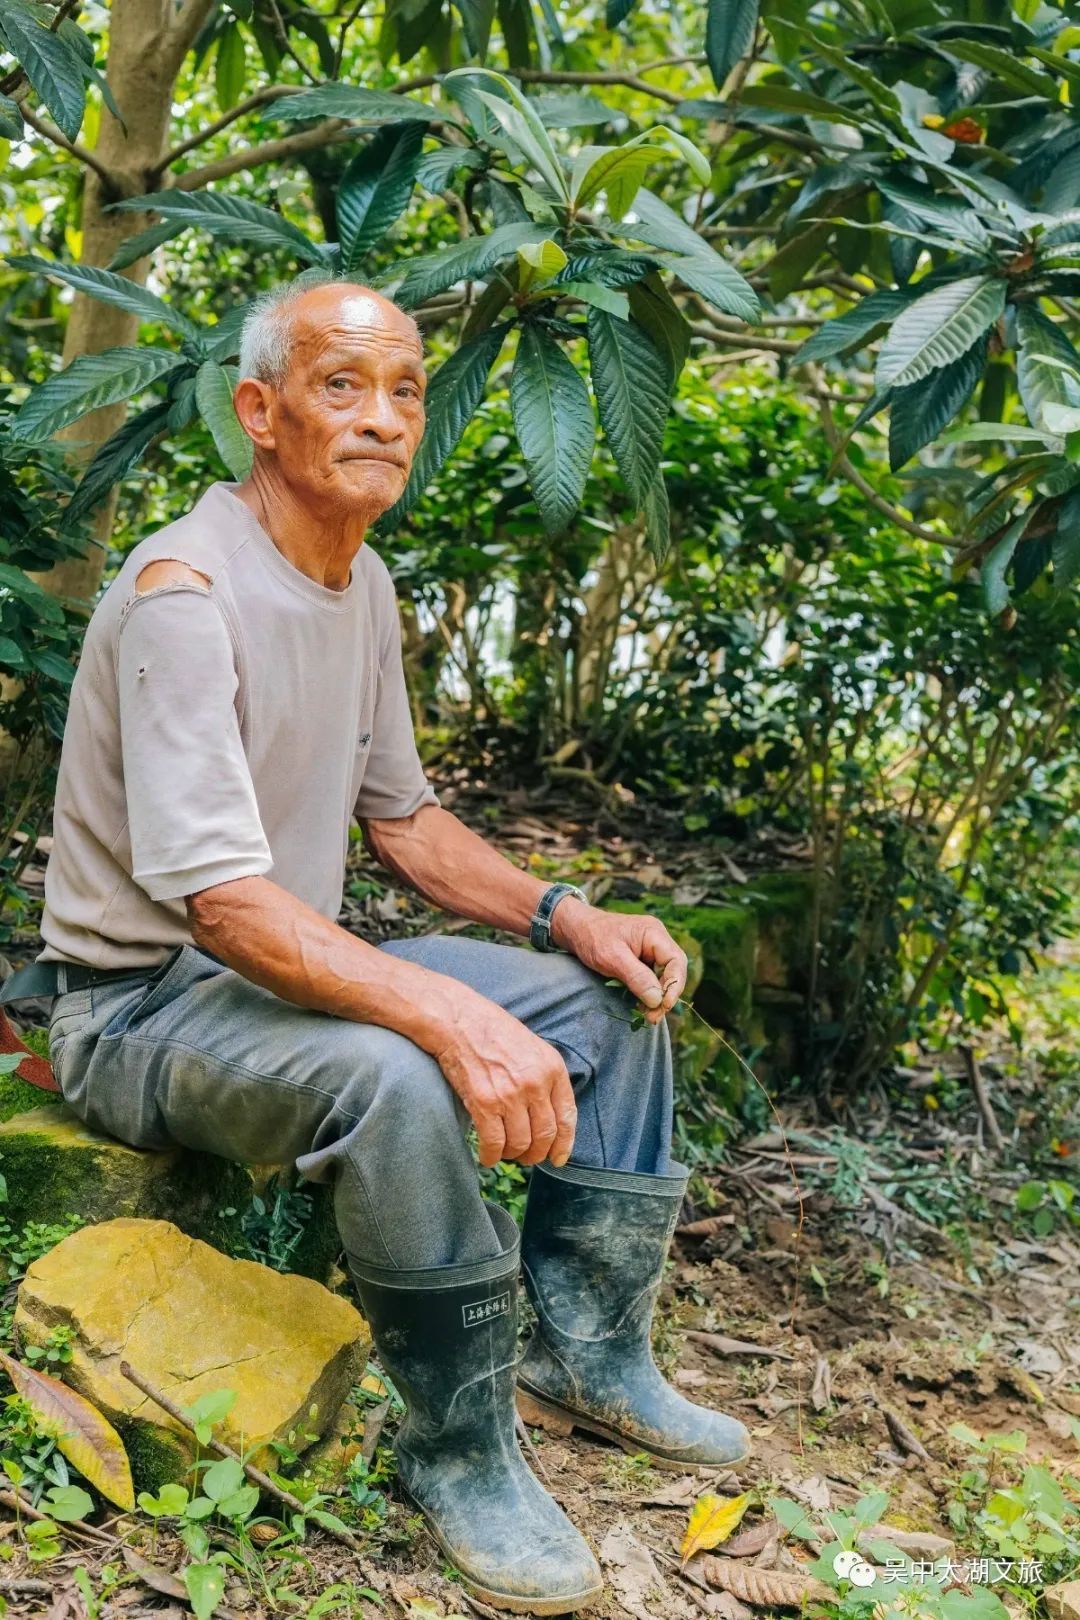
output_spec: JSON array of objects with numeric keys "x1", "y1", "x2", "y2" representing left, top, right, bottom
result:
[
  {"x1": 0, "y1": 1351, "x2": 135, "y2": 1511},
  {"x1": 681, "y1": 1491, "x2": 751, "y2": 1563}
]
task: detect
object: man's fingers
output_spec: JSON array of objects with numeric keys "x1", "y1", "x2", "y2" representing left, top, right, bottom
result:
[
  {"x1": 658, "y1": 946, "x2": 688, "y2": 1010},
  {"x1": 549, "y1": 1064, "x2": 577, "y2": 1167},
  {"x1": 610, "y1": 944, "x2": 664, "y2": 1009},
  {"x1": 475, "y1": 1109, "x2": 507, "y2": 1169},
  {"x1": 520, "y1": 1099, "x2": 558, "y2": 1165},
  {"x1": 502, "y1": 1101, "x2": 534, "y2": 1163}
]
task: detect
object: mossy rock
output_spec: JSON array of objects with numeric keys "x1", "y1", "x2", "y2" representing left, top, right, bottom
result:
[
  {"x1": 0, "y1": 1106, "x2": 340, "y2": 1283},
  {"x1": 16, "y1": 1218, "x2": 369, "y2": 1491},
  {"x1": 602, "y1": 895, "x2": 756, "y2": 1031},
  {"x1": 728, "y1": 871, "x2": 817, "y2": 993}
]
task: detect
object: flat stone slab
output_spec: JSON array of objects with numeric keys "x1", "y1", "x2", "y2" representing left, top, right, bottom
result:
[{"x1": 16, "y1": 1217, "x2": 370, "y2": 1489}]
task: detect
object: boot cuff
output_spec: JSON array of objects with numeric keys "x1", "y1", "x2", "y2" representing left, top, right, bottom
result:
[
  {"x1": 532, "y1": 1159, "x2": 690, "y2": 1198},
  {"x1": 348, "y1": 1201, "x2": 520, "y2": 1290}
]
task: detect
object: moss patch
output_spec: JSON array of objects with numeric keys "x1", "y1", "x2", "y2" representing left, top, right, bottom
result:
[
  {"x1": 726, "y1": 871, "x2": 816, "y2": 992},
  {"x1": 17, "y1": 1027, "x2": 50, "y2": 1061},
  {"x1": 0, "y1": 1075, "x2": 59, "y2": 1124},
  {"x1": 117, "y1": 1416, "x2": 192, "y2": 1494},
  {"x1": 0, "y1": 1106, "x2": 341, "y2": 1282}
]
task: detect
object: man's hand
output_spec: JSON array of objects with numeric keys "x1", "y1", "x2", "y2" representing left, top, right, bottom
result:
[
  {"x1": 433, "y1": 999, "x2": 577, "y2": 1169},
  {"x1": 551, "y1": 901, "x2": 688, "y2": 1025}
]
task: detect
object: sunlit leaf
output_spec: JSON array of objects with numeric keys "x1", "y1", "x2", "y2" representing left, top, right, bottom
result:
[
  {"x1": 706, "y1": 0, "x2": 759, "y2": 90},
  {"x1": 681, "y1": 1492, "x2": 752, "y2": 1562},
  {"x1": 0, "y1": 1351, "x2": 134, "y2": 1510},
  {"x1": 0, "y1": 0, "x2": 86, "y2": 138},
  {"x1": 377, "y1": 321, "x2": 511, "y2": 530},
  {"x1": 6, "y1": 256, "x2": 202, "y2": 340},
  {"x1": 109, "y1": 190, "x2": 324, "y2": 265},
  {"x1": 195, "y1": 361, "x2": 252, "y2": 482},
  {"x1": 388, "y1": 220, "x2": 548, "y2": 308},
  {"x1": 588, "y1": 308, "x2": 671, "y2": 504},
  {"x1": 12, "y1": 347, "x2": 184, "y2": 443},
  {"x1": 337, "y1": 121, "x2": 426, "y2": 271},
  {"x1": 876, "y1": 276, "x2": 1005, "y2": 390}
]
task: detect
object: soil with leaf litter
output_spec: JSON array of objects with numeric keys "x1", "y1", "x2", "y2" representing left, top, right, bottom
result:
[
  {"x1": 0, "y1": 790, "x2": 1077, "y2": 1616},
  {"x1": 2, "y1": 1064, "x2": 1076, "y2": 1618}
]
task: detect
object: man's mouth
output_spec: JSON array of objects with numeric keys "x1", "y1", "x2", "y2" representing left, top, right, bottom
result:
[{"x1": 337, "y1": 453, "x2": 406, "y2": 469}]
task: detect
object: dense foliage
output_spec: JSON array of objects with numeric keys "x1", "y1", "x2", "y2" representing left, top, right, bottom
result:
[{"x1": 3, "y1": 0, "x2": 1080, "y2": 1077}]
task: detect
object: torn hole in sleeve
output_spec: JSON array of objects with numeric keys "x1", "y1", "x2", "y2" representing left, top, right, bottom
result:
[{"x1": 133, "y1": 559, "x2": 213, "y2": 597}]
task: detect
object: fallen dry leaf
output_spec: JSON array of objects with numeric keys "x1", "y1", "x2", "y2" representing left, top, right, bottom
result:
[
  {"x1": 0, "y1": 1350, "x2": 135, "y2": 1510},
  {"x1": 681, "y1": 1492, "x2": 752, "y2": 1563},
  {"x1": 687, "y1": 1332, "x2": 795, "y2": 1362},
  {"x1": 701, "y1": 1556, "x2": 833, "y2": 1608},
  {"x1": 677, "y1": 1215, "x2": 733, "y2": 1239},
  {"x1": 724, "y1": 1520, "x2": 781, "y2": 1559}
]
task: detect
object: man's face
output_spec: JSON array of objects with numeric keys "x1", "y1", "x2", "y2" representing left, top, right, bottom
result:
[{"x1": 239, "y1": 286, "x2": 427, "y2": 522}]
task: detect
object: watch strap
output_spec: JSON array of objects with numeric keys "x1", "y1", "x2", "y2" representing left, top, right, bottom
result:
[{"x1": 529, "y1": 883, "x2": 588, "y2": 952}]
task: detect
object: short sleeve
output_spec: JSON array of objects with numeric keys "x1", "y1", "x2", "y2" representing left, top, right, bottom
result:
[
  {"x1": 352, "y1": 575, "x2": 439, "y2": 821},
  {"x1": 117, "y1": 586, "x2": 274, "y2": 902}
]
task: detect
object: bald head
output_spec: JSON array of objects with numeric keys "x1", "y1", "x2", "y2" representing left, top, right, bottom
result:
[
  {"x1": 238, "y1": 278, "x2": 422, "y2": 390},
  {"x1": 232, "y1": 275, "x2": 428, "y2": 533}
]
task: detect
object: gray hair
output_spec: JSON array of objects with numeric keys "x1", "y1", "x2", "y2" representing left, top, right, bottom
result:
[{"x1": 237, "y1": 272, "x2": 424, "y2": 388}]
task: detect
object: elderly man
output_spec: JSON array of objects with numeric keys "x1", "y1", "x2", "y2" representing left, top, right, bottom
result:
[{"x1": 15, "y1": 280, "x2": 748, "y2": 1614}]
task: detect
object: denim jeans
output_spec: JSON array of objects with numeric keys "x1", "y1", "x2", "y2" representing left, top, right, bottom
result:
[{"x1": 46, "y1": 936, "x2": 674, "y2": 1271}]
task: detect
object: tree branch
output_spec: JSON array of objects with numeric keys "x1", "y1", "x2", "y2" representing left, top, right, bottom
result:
[
  {"x1": 166, "y1": 0, "x2": 220, "y2": 62},
  {"x1": 332, "y1": 0, "x2": 368, "y2": 78},
  {"x1": 806, "y1": 363, "x2": 957, "y2": 549},
  {"x1": 169, "y1": 62, "x2": 695, "y2": 190},
  {"x1": 156, "y1": 84, "x2": 298, "y2": 172},
  {"x1": 16, "y1": 97, "x2": 119, "y2": 192},
  {"x1": 689, "y1": 320, "x2": 799, "y2": 355},
  {"x1": 174, "y1": 120, "x2": 358, "y2": 189}
]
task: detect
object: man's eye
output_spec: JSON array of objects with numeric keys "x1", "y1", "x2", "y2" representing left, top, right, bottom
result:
[{"x1": 328, "y1": 377, "x2": 351, "y2": 391}]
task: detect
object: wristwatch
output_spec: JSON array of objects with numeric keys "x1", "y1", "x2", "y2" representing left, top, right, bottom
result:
[{"x1": 529, "y1": 882, "x2": 589, "y2": 953}]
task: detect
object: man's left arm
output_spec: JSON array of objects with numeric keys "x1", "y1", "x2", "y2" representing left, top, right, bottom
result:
[
  {"x1": 356, "y1": 564, "x2": 686, "y2": 1020},
  {"x1": 361, "y1": 804, "x2": 687, "y2": 1024}
]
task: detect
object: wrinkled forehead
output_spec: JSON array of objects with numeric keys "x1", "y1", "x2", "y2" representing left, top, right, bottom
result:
[{"x1": 290, "y1": 292, "x2": 424, "y2": 372}]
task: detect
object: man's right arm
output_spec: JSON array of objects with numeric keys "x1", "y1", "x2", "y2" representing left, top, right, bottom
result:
[
  {"x1": 185, "y1": 874, "x2": 577, "y2": 1169},
  {"x1": 119, "y1": 564, "x2": 575, "y2": 1170}
]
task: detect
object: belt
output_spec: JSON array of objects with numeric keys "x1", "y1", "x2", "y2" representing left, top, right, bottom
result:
[{"x1": 0, "y1": 959, "x2": 155, "y2": 1004}]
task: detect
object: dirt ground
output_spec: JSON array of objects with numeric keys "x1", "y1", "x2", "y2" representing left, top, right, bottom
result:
[{"x1": 11, "y1": 1095, "x2": 1077, "y2": 1620}]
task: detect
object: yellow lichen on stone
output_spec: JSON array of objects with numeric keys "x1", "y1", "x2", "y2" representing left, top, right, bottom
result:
[{"x1": 16, "y1": 1218, "x2": 370, "y2": 1488}]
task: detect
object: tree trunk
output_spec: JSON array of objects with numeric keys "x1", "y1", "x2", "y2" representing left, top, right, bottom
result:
[{"x1": 33, "y1": 0, "x2": 214, "y2": 605}]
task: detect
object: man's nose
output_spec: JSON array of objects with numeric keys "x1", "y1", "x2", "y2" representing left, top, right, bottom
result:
[{"x1": 353, "y1": 389, "x2": 404, "y2": 442}]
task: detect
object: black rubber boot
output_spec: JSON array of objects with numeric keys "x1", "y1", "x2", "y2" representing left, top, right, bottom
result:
[
  {"x1": 350, "y1": 1204, "x2": 603, "y2": 1615},
  {"x1": 517, "y1": 1161, "x2": 751, "y2": 1471}
]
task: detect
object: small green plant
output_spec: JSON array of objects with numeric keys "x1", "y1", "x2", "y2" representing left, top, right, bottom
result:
[
  {"x1": 770, "y1": 1487, "x2": 1014, "y2": 1620},
  {"x1": 23, "y1": 1324, "x2": 76, "y2": 1369},
  {"x1": 947, "y1": 1425, "x2": 1080, "y2": 1589},
  {"x1": 1014, "y1": 1178, "x2": 1078, "y2": 1235},
  {"x1": 0, "y1": 1396, "x2": 77, "y2": 1506},
  {"x1": 478, "y1": 1160, "x2": 527, "y2": 1223},
  {"x1": 237, "y1": 1175, "x2": 316, "y2": 1273},
  {"x1": 0, "y1": 1212, "x2": 84, "y2": 1284}
]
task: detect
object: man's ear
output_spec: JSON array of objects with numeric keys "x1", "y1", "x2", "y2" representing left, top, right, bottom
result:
[{"x1": 233, "y1": 378, "x2": 276, "y2": 451}]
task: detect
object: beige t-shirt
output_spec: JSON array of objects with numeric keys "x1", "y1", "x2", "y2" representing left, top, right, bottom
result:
[{"x1": 39, "y1": 481, "x2": 438, "y2": 969}]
